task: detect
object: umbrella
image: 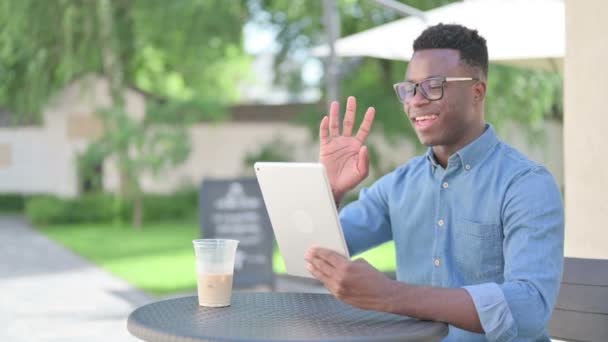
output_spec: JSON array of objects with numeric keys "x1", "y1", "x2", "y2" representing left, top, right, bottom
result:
[{"x1": 311, "y1": 0, "x2": 564, "y2": 72}]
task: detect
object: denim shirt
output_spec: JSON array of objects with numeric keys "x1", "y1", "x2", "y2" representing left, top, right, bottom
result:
[{"x1": 339, "y1": 124, "x2": 564, "y2": 342}]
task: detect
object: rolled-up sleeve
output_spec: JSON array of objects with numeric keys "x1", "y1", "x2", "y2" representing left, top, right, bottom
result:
[{"x1": 466, "y1": 167, "x2": 564, "y2": 341}]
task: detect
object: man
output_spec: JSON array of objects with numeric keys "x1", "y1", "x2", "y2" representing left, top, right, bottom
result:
[{"x1": 305, "y1": 23, "x2": 564, "y2": 341}]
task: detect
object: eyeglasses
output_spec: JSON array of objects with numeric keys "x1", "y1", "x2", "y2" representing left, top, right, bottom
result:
[{"x1": 393, "y1": 77, "x2": 478, "y2": 103}]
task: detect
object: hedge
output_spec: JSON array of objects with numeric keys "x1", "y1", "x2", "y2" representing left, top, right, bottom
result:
[
  {"x1": 0, "y1": 193, "x2": 28, "y2": 213},
  {"x1": 25, "y1": 191, "x2": 198, "y2": 225}
]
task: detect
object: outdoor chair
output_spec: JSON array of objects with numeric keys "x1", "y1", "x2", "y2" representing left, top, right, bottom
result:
[{"x1": 548, "y1": 257, "x2": 608, "y2": 341}]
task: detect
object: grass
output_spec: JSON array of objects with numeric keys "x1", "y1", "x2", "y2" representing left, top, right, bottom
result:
[{"x1": 37, "y1": 221, "x2": 396, "y2": 296}]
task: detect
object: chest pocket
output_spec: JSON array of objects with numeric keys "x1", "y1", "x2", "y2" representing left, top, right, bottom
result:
[{"x1": 453, "y1": 218, "x2": 504, "y2": 282}]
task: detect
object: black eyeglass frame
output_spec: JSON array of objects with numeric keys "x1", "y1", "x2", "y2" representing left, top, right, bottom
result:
[{"x1": 393, "y1": 77, "x2": 479, "y2": 103}]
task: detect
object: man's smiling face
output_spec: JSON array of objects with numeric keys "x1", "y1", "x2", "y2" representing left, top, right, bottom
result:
[{"x1": 404, "y1": 48, "x2": 479, "y2": 149}]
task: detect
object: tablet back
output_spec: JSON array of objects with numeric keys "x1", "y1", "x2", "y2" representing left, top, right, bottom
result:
[{"x1": 254, "y1": 162, "x2": 350, "y2": 278}]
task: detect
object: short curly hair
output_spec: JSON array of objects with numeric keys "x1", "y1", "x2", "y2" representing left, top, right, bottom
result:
[{"x1": 413, "y1": 23, "x2": 488, "y2": 78}]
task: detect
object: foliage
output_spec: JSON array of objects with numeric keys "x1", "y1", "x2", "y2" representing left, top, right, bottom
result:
[
  {"x1": 0, "y1": 193, "x2": 29, "y2": 213},
  {"x1": 0, "y1": 0, "x2": 251, "y2": 124},
  {"x1": 1, "y1": 0, "x2": 252, "y2": 227},
  {"x1": 485, "y1": 64, "x2": 563, "y2": 140},
  {"x1": 75, "y1": 104, "x2": 193, "y2": 227},
  {"x1": 131, "y1": 191, "x2": 199, "y2": 223},
  {"x1": 251, "y1": 0, "x2": 454, "y2": 90},
  {"x1": 96, "y1": 106, "x2": 192, "y2": 178},
  {"x1": 25, "y1": 191, "x2": 199, "y2": 226},
  {"x1": 242, "y1": 135, "x2": 296, "y2": 173},
  {"x1": 26, "y1": 193, "x2": 118, "y2": 225}
]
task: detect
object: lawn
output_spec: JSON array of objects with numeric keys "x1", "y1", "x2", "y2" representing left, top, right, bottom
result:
[{"x1": 37, "y1": 221, "x2": 396, "y2": 296}]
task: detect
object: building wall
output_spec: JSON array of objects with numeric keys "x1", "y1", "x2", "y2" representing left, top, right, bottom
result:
[
  {"x1": 0, "y1": 75, "x2": 145, "y2": 197},
  {"x1": 102, "y1": 122, "x2": 318, "y2": 193},
  {"x1": 563, "y1": 0, "x2": 608, "y2": 259},
  {"x1": 0, "y1": 128, "x2": 62, "y2": 194}
]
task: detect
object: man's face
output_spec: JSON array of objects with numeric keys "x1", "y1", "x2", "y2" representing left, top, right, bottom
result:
[{"x1": 404, "y1": 49, "x2": 479, "y2": 148}]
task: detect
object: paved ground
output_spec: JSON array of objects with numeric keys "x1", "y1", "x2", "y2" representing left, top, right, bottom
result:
[{"x1": 0, "y1": 216, "x2": 326, "y2": 341}]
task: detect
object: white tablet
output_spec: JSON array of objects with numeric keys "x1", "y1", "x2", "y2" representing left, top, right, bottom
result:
[{"x1": 254, "y1": 162, "x2": 350, "y2": 278}]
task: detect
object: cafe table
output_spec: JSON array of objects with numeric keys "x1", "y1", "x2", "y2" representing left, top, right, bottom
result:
[{"x1": 127, "y1": 292, "x2": 448, "y2": 342}]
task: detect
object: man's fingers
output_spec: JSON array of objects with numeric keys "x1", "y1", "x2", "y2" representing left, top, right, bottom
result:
[
  {"x1": 329, "y1": 101, "x2": 340, "y2": 137},
  {"x1": 308, "y1": 256, "x2": 335, "y2": 277},
  {"x1": 319, "y1": 116, "x2": 329, "y2": 146},
  {"x1": 355, "y1": 107, "x2": 375, "y2": 143},
  {"x1": 342, "y1": 96, "x2": 356, "y2": 137},
  {"x1": 357, "y1": 146, "x2": 369, "y2": 178},
  {"x1": 307, "y1": 262, "x2": 326, "y2": 280},
  {"x1": 312, "y1": 247, "x2": 349, "y2": 269}
]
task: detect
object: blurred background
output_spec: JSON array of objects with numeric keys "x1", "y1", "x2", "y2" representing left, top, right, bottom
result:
[
  {"x1": 0, "y1": 0, "x2": 563, "y2": 298},
  {"x1": 2, "y1": 0, "x2": 605, "y2": 341}
]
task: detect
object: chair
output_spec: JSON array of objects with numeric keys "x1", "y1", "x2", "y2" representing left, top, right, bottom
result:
[{"x1": 548, "y1": 257, "x2": 608, "y2": 341}]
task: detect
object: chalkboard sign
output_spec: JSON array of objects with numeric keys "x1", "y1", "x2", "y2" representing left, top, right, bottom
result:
[{"x1": 199, "y1": 178, "x2": 275, "y2": 289}]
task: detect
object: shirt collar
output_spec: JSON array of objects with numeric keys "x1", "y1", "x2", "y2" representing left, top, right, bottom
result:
[
  {"x1": 425, "y1": 123, "x2": 499, "y2": 171},
  {"x1": 456, "y1": 123, "x2": 499, "y2": 170},
  {"x1": 425, "y1": 148, "x2": 440, "y2": 169}
]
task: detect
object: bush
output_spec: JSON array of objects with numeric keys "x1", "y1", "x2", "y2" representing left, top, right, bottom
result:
[
  {"x1": 142, "y1": 190, "x2": 198, "y2": 222},
  {"x1": 25, "y1": 195, "x2": 67, "y2": 225},
  {"x1": 25, "y1": 190, "x2": 199, "y2": 225},
  {"x1": 119, "y1": 190, "x2": 198, "y2": 222},
  {"x1": 63, "y1": 193, "x2": 119, "y2": 223},
  {"x1": 0, "y1": 193, "x2": 28, "y2": 213}
]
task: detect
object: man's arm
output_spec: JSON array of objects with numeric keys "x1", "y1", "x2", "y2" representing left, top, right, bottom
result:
[
  {"x1": 389, "y1": 284, "x2": 483, "y2": 332},
  {"x1": 304, "y1": 248, "x2": 483, "y2": 333},
  {"x1": 463, "y1": 166, "x2": 564, "y2": 340},
  {"x1": 307, "y1": 166, "x2": 564, "y2": 340}
]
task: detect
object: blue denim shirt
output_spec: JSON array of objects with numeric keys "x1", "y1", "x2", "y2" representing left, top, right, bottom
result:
[{"x1": 339, "y1": 124, "x2": 564, "y2": 342}]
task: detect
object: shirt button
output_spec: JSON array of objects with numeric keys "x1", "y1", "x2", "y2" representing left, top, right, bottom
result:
[
  {"x1": 465, "y1": 164, "x2": 471, "y2": 170},
  {"x1": 434, "y1": 259, "x2": 441, "y2": 267},
  {"x1": 438, "y1": 219, "x2": 444, "y2": 227},
  {"x1": 442, "y1": 182, "x2": 449, "y2": 189}
]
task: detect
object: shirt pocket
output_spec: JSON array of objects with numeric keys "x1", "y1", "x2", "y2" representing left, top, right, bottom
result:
[{"x1": 453, "y1": 218, "x2": 503, "y2": 282}]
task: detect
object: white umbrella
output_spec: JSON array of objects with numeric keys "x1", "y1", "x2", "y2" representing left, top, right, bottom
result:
[{"x1": 311, "y1": 0, "x2": 564, "y2": 71}]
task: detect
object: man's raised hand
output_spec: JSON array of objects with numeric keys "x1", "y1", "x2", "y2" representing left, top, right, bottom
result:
[{"x1": 319, "y1": 96, "x2": 375, "y2": 203}]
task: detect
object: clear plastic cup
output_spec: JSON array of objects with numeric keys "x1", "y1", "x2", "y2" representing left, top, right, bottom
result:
[{"x1": 192, "y1": 239, "x2": 239, "y2": 307}]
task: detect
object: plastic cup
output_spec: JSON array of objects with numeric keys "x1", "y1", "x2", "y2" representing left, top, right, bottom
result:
[{"x1": 192, "y1": 239, "x2": 239, "y2": 307}]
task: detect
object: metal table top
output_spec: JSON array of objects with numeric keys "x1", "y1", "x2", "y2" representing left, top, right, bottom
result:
[{"x1": 127, "y1": 292, "x2": 448, "y2": 342}]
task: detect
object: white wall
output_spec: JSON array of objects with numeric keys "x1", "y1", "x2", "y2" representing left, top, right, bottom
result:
[
  {"x1": 0, "y1": 75, "x2": 145, "y2": 197},
  {"x1": 563, "y1": 0, "x2": 608, "y2": 259},
  {"x1": 103, "y1": 122, "x2": 319, "y2": 194},
  {"x1": 0, "y1": 128, "x2": 65, "y2": 194}
]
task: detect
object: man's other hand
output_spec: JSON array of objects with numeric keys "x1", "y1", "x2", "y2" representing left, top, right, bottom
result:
[{"x1": 305, "y1": 246, "x2": 395, "y2": 312}]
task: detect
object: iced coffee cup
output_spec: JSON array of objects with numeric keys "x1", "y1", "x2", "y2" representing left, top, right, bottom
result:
[{"x1": 192, "y1": 239, "x2": 239, "y2": 307}]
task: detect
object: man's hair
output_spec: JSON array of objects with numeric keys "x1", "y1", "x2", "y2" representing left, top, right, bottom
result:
[{"x1": 413, "y1": 23, "x2": 488, "y2": 78}]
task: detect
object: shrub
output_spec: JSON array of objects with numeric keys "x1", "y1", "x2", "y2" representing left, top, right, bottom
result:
[
  {"x1": 0, "y1": 193, "x2": 28, "y2": 213},
  {"x1": 63, "y1": 193, "x2": 119, "y2": 223},
  {"x1": 142, "y1": 190, "x2": 198, "y2": 222},
  {"x1": 25, "y1": 190, "x2": 199, "y2": 225},
  {"x1": 25, "y1": 195, "x2": 66, "y2": 225}
]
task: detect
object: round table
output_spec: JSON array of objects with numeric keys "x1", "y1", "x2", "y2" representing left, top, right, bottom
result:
[{"x1": 127, "y1": 292, "x2": 447, "y2": 342}]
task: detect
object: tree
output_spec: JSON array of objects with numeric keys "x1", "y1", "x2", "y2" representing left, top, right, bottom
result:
[
  {"x1": 1, "y1": 0, "x2": 251, "y2": 227},
  {"x1": 1, "y1": 0, "x2": 250, "y2": 122}
]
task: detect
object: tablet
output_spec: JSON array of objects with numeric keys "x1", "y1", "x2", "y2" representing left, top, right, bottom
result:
[{"x1": 254, "y1": 162, "x2": 350, "y2": 278}]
